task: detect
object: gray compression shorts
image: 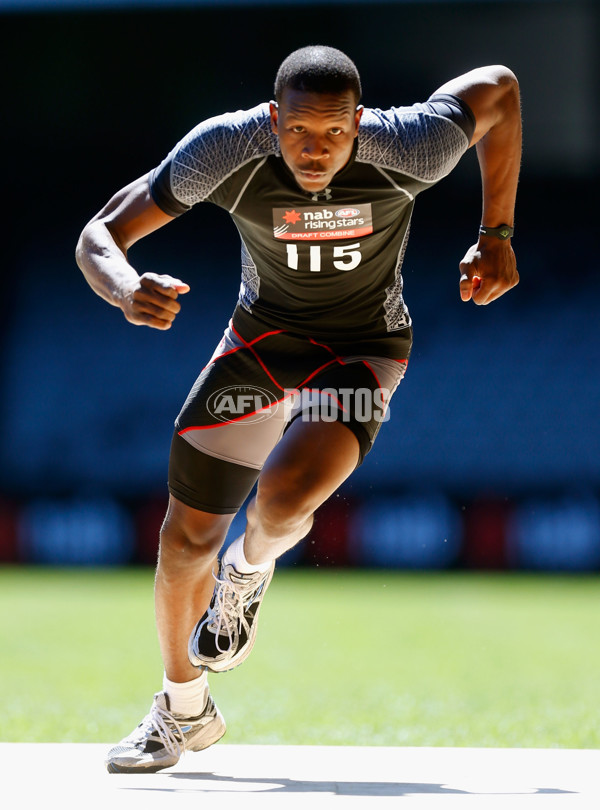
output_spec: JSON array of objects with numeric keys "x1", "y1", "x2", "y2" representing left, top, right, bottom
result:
[{"x1": 168, "y1": 321, "x2": 410, "y2": 514}]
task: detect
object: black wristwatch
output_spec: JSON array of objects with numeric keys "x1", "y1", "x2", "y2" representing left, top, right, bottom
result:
[{"x1": 479, "y1": 224, "x2": 514, "y2": 240}]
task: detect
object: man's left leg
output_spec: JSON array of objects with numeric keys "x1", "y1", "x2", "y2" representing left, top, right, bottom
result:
[
  {"x1": 188, "y1": 416, "x2": 360, "y2": 671},
  {"x1": 244, "y1": 416, "x2": 359, "y2": 562}
]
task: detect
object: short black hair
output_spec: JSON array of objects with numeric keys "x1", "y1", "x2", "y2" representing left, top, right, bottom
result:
[{"x1": 274, "y1": 45, "x2": 362, "y2": 104}]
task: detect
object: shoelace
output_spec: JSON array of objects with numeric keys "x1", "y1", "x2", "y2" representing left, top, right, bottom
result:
[
  {"x1": 130, "y1": 699, "x2": 186, "y2": 759},
  {"x1": 206, "y1": 569, "x2": 264, "y2": 654}
]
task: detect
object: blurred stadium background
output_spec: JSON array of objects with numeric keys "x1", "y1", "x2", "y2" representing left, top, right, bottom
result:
[{"x1": 1, "y1": 0, "x2": 598, "y2": 573}]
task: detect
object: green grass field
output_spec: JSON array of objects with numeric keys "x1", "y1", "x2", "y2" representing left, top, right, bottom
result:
[{"x1": 0, "y1": 566, "x2": 598, "y2": 748}]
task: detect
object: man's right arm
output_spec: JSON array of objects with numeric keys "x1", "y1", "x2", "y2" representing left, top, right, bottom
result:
[{"x1": 75, "y1": 173, "x2": 190, "y2": 330}]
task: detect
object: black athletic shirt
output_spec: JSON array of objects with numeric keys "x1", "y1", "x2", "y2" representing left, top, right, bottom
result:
[{"x1": 150, "y1": 94, "x2": 475, "y2": 351}]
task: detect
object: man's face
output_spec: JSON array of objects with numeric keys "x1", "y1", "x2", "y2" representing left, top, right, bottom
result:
[{"x1": 270, "y1": 88, "x2": 363, "y2": 193}]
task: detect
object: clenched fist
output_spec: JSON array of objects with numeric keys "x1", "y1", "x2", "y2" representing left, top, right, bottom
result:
[{"x1": 121, "y1": 272, "x2": 190, "y2": 329}]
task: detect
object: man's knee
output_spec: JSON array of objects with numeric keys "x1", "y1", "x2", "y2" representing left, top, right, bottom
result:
[
  {"x1": 253, "y1": 419, "x2": 359, "y2": 534},
  {"x1": 159, "y1": 496, "x2": 234, "y2": 564},
  {"x1": 253, "y1": 466, "x2": 320, "y2": 536}
]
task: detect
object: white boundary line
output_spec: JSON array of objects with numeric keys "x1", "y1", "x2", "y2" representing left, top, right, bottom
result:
[{"x1": 1, "y1": 743, "x2": 599, "y2": 809}]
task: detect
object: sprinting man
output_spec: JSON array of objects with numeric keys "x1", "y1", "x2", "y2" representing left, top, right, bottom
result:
[{"x1": 76, "y1": 45, "x2": 521, "y2": 773}]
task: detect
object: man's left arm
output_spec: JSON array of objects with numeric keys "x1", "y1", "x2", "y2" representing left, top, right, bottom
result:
[{"x1": 435, "y1": 65, "x2": 522, "y2": 305}]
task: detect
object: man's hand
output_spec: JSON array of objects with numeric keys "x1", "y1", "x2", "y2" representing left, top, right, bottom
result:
[
  {"x1": 121, "y1": 272, "x2": 190, "y2": 329},
  {"x1": 459, "y1": 238, "x2": 519, "y2": 305}
]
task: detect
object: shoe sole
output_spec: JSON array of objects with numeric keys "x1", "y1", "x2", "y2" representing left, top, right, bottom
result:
[
  {"x1": 188, "y1": 564, "x2": 275, "y2": 673},
  {"x1": 105, "y1": 708, "x2": 227, "y2": 774}
]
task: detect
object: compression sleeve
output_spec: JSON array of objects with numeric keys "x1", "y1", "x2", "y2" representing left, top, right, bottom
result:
[
  {"x1": 148, "y1": 103, "x2": 277, "y2": 217},
  {"x1": 150, "y1": 162, "x2": 190, "y2": 217},
  {"x1": 425, "y1": 93, "x2": 476, "y2": 143}
]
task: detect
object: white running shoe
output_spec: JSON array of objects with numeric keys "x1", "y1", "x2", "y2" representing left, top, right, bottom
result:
[
  {"x1": 188, "y1": 562, "x2": 275, "y2": 673},
  {"x1": 105, "y1": 690, "x2": 225, "y2": 773}
]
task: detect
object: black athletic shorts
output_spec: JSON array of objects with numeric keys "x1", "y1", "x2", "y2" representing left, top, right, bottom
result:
[{"x1": 168, "y1": 319, "x2": 411, "y2": 514}]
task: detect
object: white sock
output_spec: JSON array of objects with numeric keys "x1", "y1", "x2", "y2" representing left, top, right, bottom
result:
[
  {"x1": 222, "y1": 534, "x2": 272, "y2": 574},
  {"x1": 162, "y1": 670, "x2": 208, "y2": 717}
]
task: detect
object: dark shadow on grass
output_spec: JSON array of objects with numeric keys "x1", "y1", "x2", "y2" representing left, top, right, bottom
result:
[{"x1": 118, "y1": 772, "x2": 577, "y2": 796}]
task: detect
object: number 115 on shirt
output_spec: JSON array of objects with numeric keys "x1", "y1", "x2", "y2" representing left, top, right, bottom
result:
[{"x1": 285, "y1": 243, "x2": 363, "y2": 273}]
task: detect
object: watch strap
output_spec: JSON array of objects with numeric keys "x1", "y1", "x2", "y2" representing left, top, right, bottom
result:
[{"x1": 479, "y1": 224, "x2": 514, "y2": 240}]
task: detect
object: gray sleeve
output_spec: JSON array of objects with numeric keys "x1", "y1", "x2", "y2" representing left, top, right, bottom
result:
[
  {"x1": 149, "y1": 103, "x2": 278, "y2": 216},
  {"x1": 357, "y1": 97, "x2": 473, "y2": 183},
  {"x1": 425, "y1": 93, "x2": 475, "y2": 142}
]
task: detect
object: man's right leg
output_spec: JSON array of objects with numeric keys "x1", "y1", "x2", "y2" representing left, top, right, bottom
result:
[
  {"x1": 106, "y1": 496, "x2": 234, "y2": 773},
  {"x1": 155, "y1": 495, "x2": 234, "y2": 684},
  {"x1": 106, "y1": 324, "x2": 283, "y2": 773}
]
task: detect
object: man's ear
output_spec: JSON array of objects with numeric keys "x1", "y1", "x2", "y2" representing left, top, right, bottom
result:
[
  {"x1": 269, "y1": 101, "x2": 279, "y2": 134},
  {"x1": 354, "y1": 105, "x2": 364, "y2": 136}
]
